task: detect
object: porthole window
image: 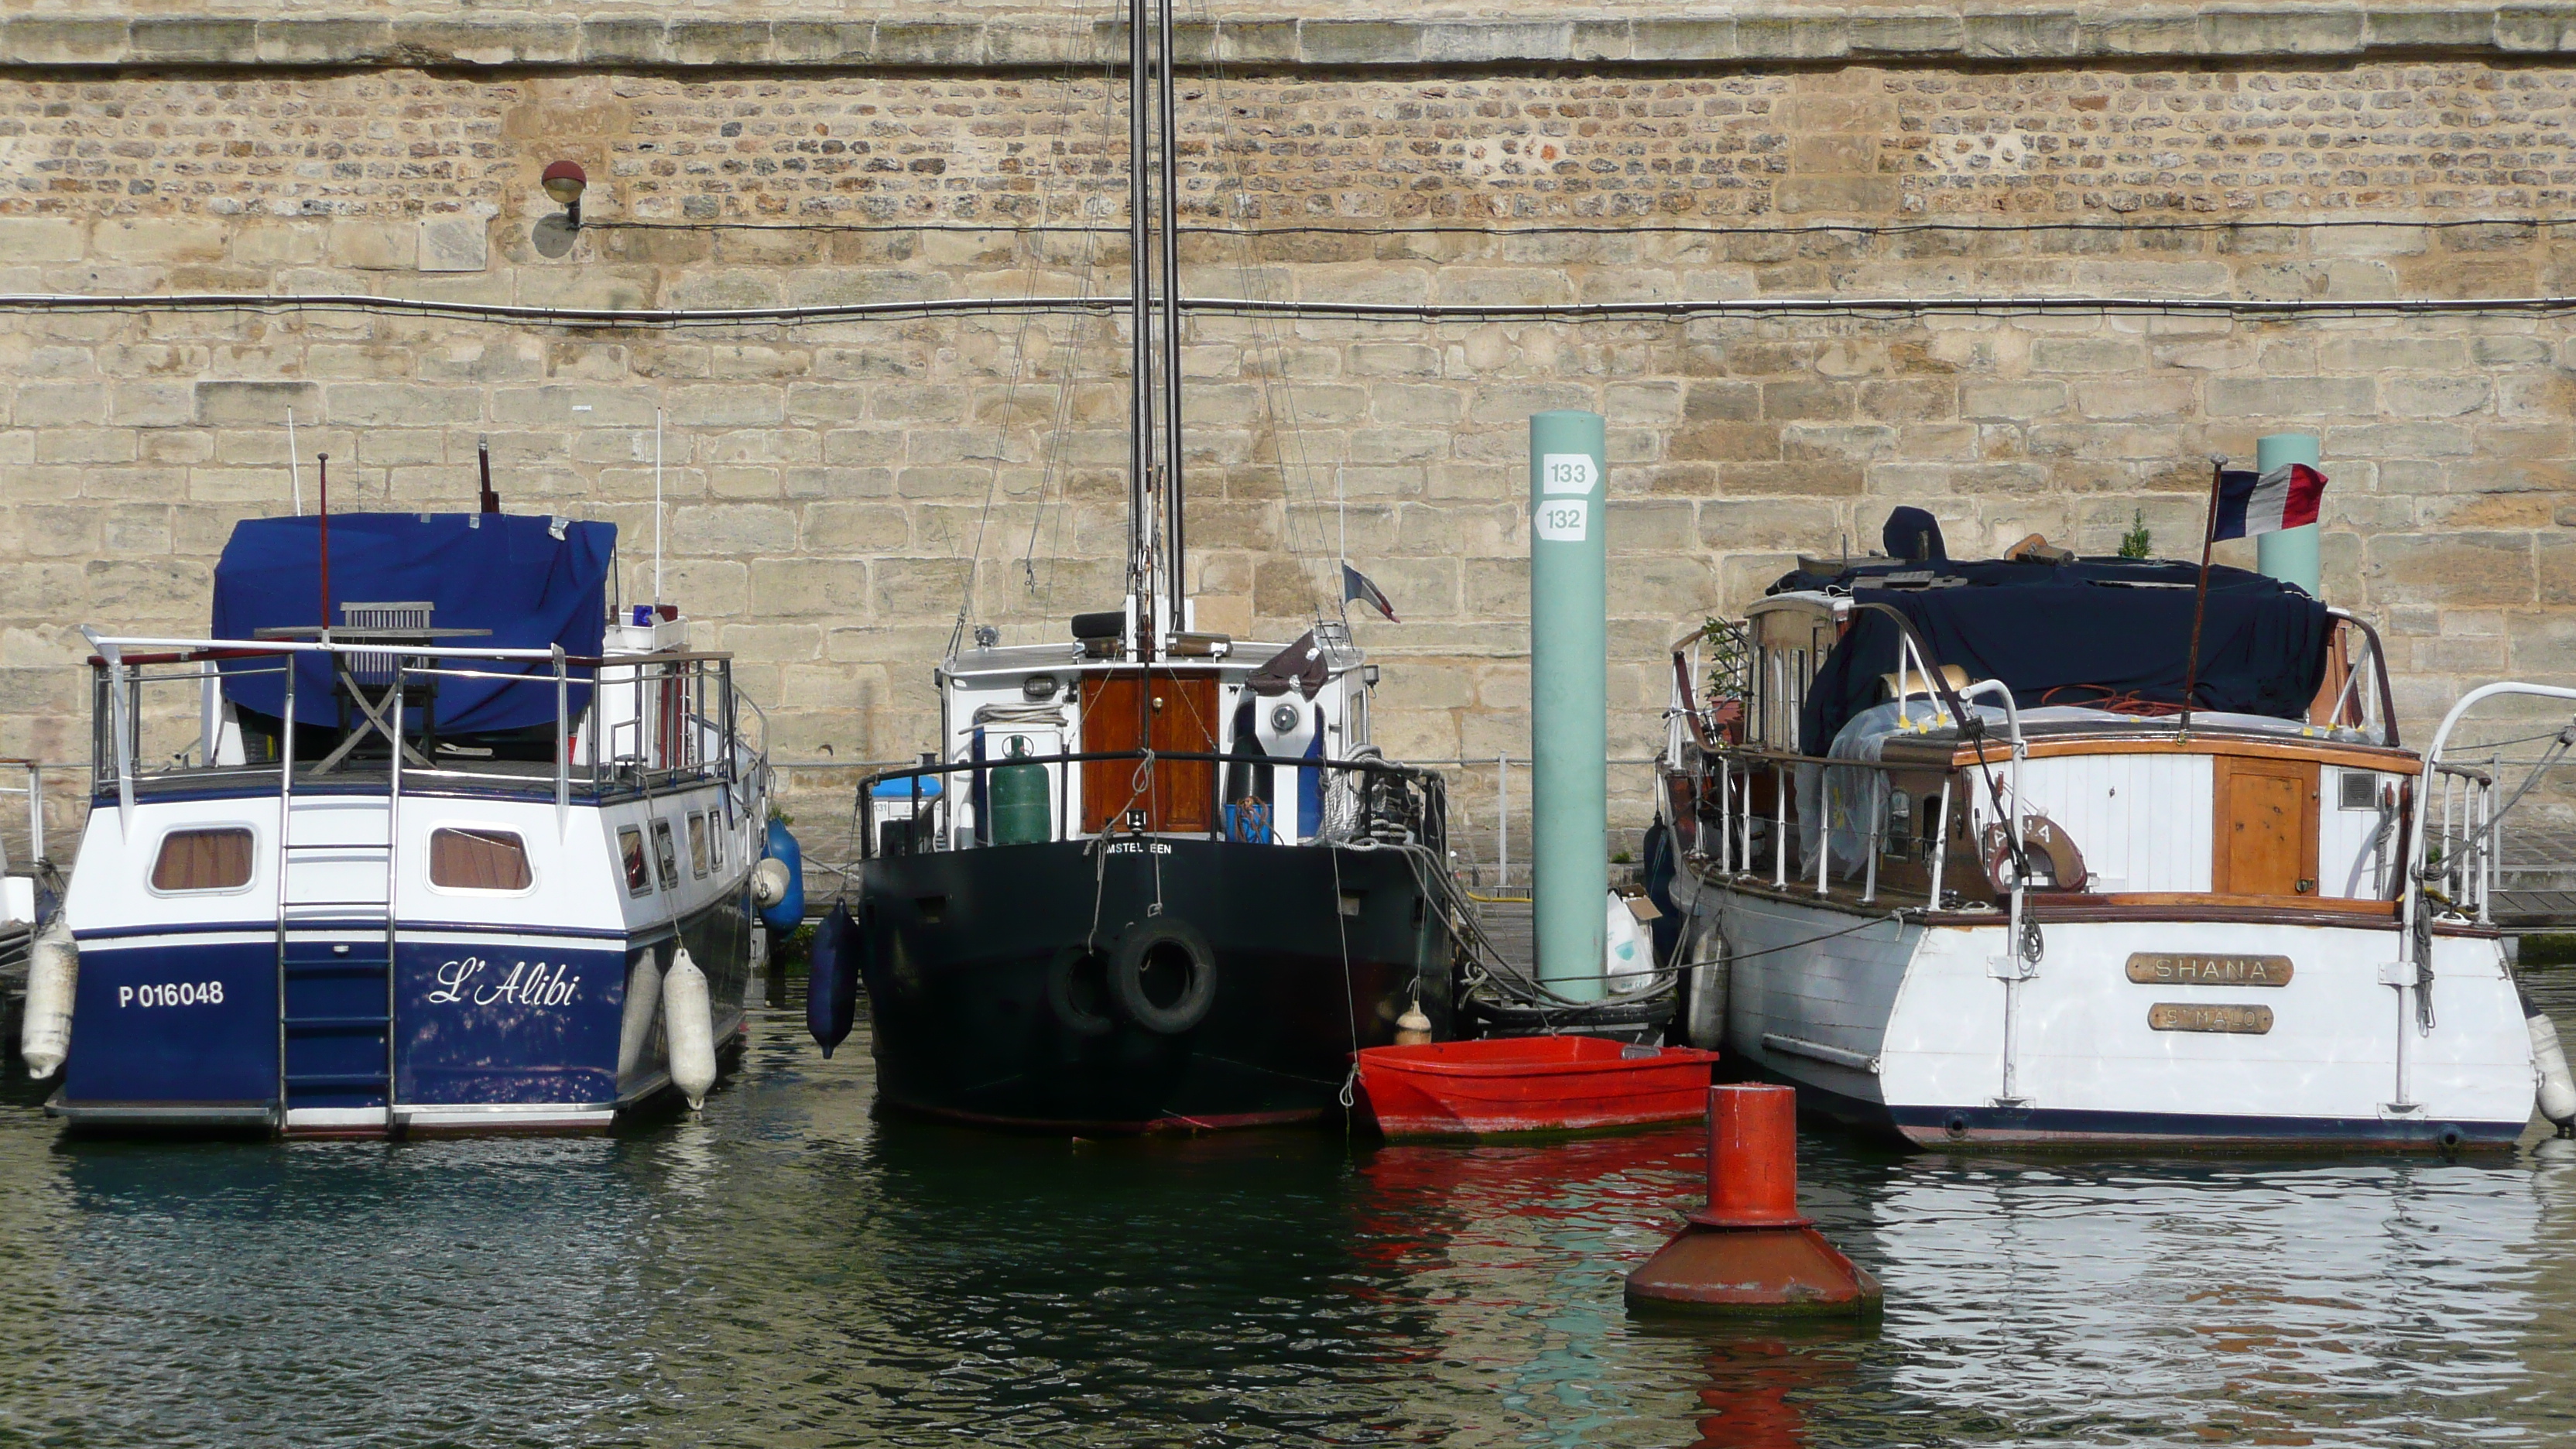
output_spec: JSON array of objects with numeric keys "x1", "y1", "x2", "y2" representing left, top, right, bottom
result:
[
  {"x1": 687, "y1": 813, "x2": 709, "y2": 879},
  {"x1": 652, "y1": 820, "x2": 680, "y2": 891},
  {"x1": 618, "y1": 827, "x2": 650, "y2": 896},
  {"x1": 151, "y1": 827, "x2": 253, "y2": 892},
  {"x1": 430, "y1": 828, "x2": 532, "y2": 892}
]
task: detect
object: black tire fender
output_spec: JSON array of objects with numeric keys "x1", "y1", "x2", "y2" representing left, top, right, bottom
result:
[
  {"x1": 1044, "y1": 946, "x2": 1118, "y2": 1036},
  {"x1": 1108, "y1": 920, "x2": 1218, "y2": 1034}
]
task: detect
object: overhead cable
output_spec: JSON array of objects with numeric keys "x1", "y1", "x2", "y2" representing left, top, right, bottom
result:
[{"x1": 13, "y1": 289, "x2": 2576, "y2": 327}]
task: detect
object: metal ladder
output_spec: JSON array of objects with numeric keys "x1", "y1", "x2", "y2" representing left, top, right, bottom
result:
[{"x1": 271, "y1": 655, "x2": 403, "y2": 1133}]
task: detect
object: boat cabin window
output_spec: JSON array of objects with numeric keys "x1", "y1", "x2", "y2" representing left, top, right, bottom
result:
[
  {"x1": 429, "y1": 828, "x2": 533, "y2": 892},
  {"x1": 652, "y1": 820, "x2": 681, "y2": 891},
  {"x1": 687, "y1": 813, "x2": 709, "y2": 878},
  {"x1": 150, "y1": 827, "x2": 253, "y2": 892},
  {"x1": 618, "y1": 827, "x2": 650, "y2": 896}
]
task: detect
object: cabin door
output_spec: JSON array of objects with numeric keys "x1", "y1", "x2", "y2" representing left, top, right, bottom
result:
[
  {"x1": 1081, "y1": 671, "x2": 1218, "y2": 834},
  {"x1": 2212, "y1": 755, "x2": 2320, "y2": 896}
]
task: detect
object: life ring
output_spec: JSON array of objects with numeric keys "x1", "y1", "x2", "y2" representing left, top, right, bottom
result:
[
  {"x1": 1979, "y1": 814, "x2": 2088, "y2": 894},
  {"x1": 1044, "y1": 946, "x2": 1118, "y2": 1036},
  {"x1": 1108, "y1": 920, "x2": 1218, "y2": 1034}
]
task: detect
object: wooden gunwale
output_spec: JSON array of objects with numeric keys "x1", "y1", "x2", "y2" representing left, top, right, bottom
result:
[
  {"x1": 1872, "y1": 733, "x2": 2419, "y2": 773},
  {"x1": 1691, "y1": 870, "x2": 2492, "y2": 935}
]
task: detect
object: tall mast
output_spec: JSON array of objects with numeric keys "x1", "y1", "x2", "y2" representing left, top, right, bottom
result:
[
  {"x1": 1125, "y1": 0, "x2": 1156, "y2": 655},
  {"x1": 1156, "y1": 0, "x2": 1185, "y2": 635}
]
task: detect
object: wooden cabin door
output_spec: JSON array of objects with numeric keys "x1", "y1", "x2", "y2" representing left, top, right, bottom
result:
[
  {"x1": 2212, "y1": 755, "x2": 2320, "y2": 896},
  {"x1": 1081, "y1": 670, "x2": 1218, "y2": 834}
]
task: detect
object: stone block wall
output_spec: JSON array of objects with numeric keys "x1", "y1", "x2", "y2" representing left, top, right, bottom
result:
[{"x1": 2, "y1": 5, "x2": 2574, "y2": 875}]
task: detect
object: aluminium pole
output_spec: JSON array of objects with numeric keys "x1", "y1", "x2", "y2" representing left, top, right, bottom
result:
[
  {"x1": 1156, "y1": 0, "x2": 1186, "y2": 631},
  {"x1": 1530, "y1": 410, "x2": 1608, "y2": 1002},
  {"x1": 2255, "y1": 432, "x2": 2322, "y2": 597},
  {"x1": 1125, "y1": 0, "x2": 1154, "y2": 644}
]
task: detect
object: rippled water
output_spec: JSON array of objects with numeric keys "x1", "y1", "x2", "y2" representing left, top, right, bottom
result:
[{"x1": 5, "y1": 978, "x2": 2576, "y2": 1447}]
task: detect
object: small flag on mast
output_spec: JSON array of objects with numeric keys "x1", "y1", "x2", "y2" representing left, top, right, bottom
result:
[
  {"x1": 1342, "y1": 563, "x2": 1399, "y2": 622},
  {"x1": 2210, "y1": 463, "x2": 2327, "y2": 541}
]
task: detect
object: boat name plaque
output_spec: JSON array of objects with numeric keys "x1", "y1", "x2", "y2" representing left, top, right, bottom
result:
[
  {"x1": 2148, "y1": 1002, "x2": 2274, "y2": 1034},
  {"x1": 2125, "y1": 952, "x2": 2293, "y2": 988}
]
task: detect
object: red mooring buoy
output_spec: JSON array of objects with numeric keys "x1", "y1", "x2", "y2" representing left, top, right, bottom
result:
[{"x1": 1625, "y1": 1084, "x2": 1884, "y2": 1318}]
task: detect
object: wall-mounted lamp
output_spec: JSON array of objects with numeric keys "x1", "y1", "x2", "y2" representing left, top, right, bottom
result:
[{"x1": 541, "y1": 160, "x2": 587, "y2": 229}]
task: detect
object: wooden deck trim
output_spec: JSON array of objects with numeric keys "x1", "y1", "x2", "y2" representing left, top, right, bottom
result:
[
  {"x1": 1876, "y1": 733, "x2": 2419, "y2": 773},
  {"x1": 1687, "y1": 871, "x2": 2496, "y2": 936}
]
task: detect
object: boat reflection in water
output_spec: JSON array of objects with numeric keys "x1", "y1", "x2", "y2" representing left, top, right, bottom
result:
[{"x1": 7, "y1": 1012, "x2": 2576, "y2": 1445}]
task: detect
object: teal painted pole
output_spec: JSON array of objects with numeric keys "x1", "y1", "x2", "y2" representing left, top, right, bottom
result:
[
  {"x1": 1530, "y1": 410, "x2": 1607, "y2": 1002},
  {"x1": 2255, "y1": 432, "x2": 2321, "y2": 596}
]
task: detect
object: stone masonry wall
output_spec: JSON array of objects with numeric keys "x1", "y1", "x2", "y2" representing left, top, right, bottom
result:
[{"x1": 2, "y1": 15, "x2": 2575, "y2": 875}]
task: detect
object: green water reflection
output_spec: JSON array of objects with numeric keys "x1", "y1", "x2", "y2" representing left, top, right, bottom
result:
[{"x1": 1, "y1": 983, "x2": 2574, "y2": 1447}]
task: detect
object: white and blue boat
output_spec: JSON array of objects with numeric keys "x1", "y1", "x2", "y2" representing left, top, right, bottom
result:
[{"x1": 37, "y1": 498, "x2": 775, "y2": 1136}]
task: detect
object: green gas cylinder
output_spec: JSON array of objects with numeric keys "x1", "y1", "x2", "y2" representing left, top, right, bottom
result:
[{"x1": 988, "y1": 735, "x2": 1052, "y2": 845}]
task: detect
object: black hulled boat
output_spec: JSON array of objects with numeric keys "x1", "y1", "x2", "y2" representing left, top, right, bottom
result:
[{"x1": 843, "y1": 0, "x2": 1459, "y2": 1131}]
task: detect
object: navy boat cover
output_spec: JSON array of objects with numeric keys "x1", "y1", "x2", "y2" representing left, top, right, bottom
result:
[
  {"x1": 1783, "y1": 557, "x2": 2332, "y2": 756},
  {"x1": 211, "y1": 512, "x2": 615, "y2": 735}
]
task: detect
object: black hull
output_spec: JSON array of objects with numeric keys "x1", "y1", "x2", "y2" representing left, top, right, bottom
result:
[{"x1": 857, "y1": 838, "x2": 1455, "y2": 1132}]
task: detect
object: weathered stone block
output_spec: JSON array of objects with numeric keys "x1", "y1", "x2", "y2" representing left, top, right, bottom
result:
[
  {"x1": 2204, "y1": 7, "x2": 2365, "y2": 55},
  {"x1": 1300, "y1": 21, "x2": 1423, "y2": 64},
  {"x1": 130, "y1": 18, "x2": 255, "y2": 63},
  {"x1": 2, "y1": 19, "x2": 129, "y2": 66},
  {"x1": 2368, "y1": 533, "x2": 2537, "y2": 608},
  {"x1": 419, "y1": 216, "x2": 490, "y2": 274},
  {"x1": 92, "y1": 219, "x2": 226, "y2": 265},
  {"x1": 2206, "y1": 376, "x2": 2378, "y2": 418},
  {"x1": 0, "y1": 220, "x2": 85, "y2": 267},
  {"x1": 324, "y1": 385, "x2": 482, "y2": 429}
]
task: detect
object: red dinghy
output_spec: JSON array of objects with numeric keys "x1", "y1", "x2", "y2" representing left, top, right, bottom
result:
[{"x1": 1354, "y1": 1037, "x2": 1722, "y2": 1139}]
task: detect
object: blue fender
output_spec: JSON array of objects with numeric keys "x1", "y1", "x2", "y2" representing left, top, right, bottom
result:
[
  {"x1": 761, "y1": 819, "x2": 805, "y2": 931},
  {"x1": 807, "y1": 901, "x2": 861, "y2": 1058}
]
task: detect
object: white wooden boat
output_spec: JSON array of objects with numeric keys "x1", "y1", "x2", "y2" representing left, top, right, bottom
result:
[{"x1": 1652, "y1": 545, "x2": 2561, "y2": 1149}]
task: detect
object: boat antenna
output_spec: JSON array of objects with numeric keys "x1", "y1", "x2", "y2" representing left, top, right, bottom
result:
[
  {"x1": 1124, "y1": 0, "x2": 1156, "y2": 657},
  {"x1": 1155, "y1": 0, "x2": 1184, "y2": 637},
  {"x1": 316, "y1": 452, "x2": 333, "y2": 639},
  {"x1": 286, "y1": 409, "x2": 303, "y2": 516},
  {"x1": 654, "y1": 406, "x2": 666, "y2": 607},
  {"x1": 477, "y1": 434, "x2": 500, "y2": 514}
]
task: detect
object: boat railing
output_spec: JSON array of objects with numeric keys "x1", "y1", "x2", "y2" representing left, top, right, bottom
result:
[
  {"x1": 2322, "y1": 608, "x2": 2403, "y2": 748},
  {"x1": 1661, "y1": 603, "x2": 2030, "y2": 913},
  {"x1": 2412, "y1": 682, "x2": 2576, "y2": 934},
  {"x1": 81, "y1": 632, "x2": 751, "y2": 814},
  {"x1": 854, "y1": 749, "x2": 1448, "y2": 861}
]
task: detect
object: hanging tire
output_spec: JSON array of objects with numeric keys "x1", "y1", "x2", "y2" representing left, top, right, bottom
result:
[
  {"x1": 1108, "y1": 920, "x2": 1218, "y2": 1035},
  {"x1": 1045, "y1": 946, "x2": 1118, "y2": 1037}
]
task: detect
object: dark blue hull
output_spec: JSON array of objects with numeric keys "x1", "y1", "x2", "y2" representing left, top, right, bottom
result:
[{"x1": 51, "y1": 901, "x2": 754, "y2": 1136}]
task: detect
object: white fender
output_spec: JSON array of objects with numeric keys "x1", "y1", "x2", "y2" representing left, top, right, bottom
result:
[
  {"x1": 2530, "y1": 1003, "x2": 2576, "y2": 1129},
  {"x1": 19, "y1": 916, "x2": 75, "y2": 1079},
  {"x1": 616, "y1": 953, "x2": 664, "y2": 1086},
  {"x1": 663, "y1": 947, "x2": 717, "y2": 1111},
  {"x1": 749, "y1": 857, "x2": 791, "y2": 909}
]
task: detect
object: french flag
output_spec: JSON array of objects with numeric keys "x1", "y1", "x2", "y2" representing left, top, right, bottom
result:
[{"x1": 2211, "y1": 463, "x2": 2327, "y2": 541}]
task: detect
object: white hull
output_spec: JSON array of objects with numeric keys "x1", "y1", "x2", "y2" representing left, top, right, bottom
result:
[{"x1": 1680, "y1": 872, "x2": 2535, "y2": 1148}]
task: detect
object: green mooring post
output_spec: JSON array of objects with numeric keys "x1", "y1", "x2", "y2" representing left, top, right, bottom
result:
[
  {"x1": 2255, "y1": 432, "x2": 2321, "y2": 596},
  {"x1": 1530, "y1": 409, "x2": 1607, "y2": 1002}
]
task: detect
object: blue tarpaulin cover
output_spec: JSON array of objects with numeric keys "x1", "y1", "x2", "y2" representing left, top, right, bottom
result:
[
  {"x1": 211, "y1": 512, "x2": 614, "y2": 735},
  {"x1": 1783, "y1": 558, "x2": 2332, "y2": 756}
]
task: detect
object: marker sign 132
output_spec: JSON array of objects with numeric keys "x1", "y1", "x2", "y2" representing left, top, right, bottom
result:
[{"x1": 1534, "y1": 498, "x2": 1589, "y2": 542}]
